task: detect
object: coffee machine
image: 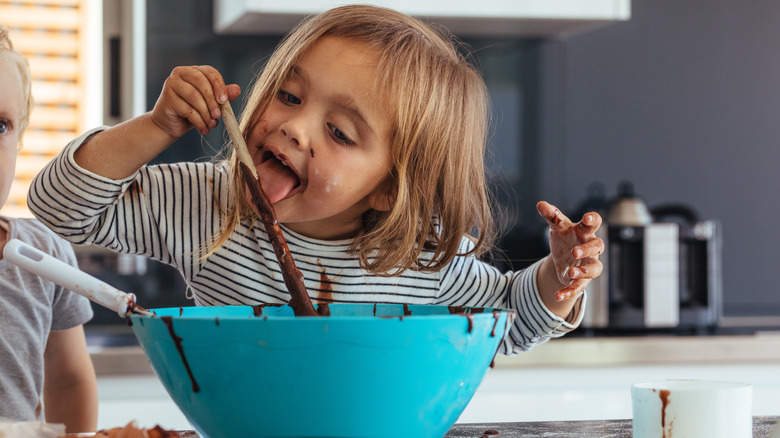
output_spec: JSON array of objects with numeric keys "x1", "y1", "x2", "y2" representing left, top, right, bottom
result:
[{"x1": 581, "y1": 184, "x2": 722, "y2": 332}]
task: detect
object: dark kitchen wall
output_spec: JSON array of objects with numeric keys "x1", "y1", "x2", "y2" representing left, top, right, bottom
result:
[
  {"x1": 144, "y1": 1, "x2": 779, "y2": 318},
  {"x1": 145, "y1": 0, "x2": 280, "y2": 165},
  {"x1": 534, "y1": 0, "x2": 780, "y2": 317}
]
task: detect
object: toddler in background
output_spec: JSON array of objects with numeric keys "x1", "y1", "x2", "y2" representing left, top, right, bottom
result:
[
  {"x1": 29, "y1": 5, "x2": 603, "y2": 355},
  {"x1": 0, "y1": 23, "x2": 97, "y2": 433}
]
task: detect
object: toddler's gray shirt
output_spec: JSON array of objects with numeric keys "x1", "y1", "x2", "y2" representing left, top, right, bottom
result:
[{"x1": 0, "y1": 217, "x2": 93, "y2": 421}]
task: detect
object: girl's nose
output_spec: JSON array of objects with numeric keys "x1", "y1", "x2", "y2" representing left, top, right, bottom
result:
[
  {"x1": 279, "y1": 119, "x2": 308, "y2": 150},
  {"x1": 280, "y1": 127, "x2": 299, "y2": 147}
]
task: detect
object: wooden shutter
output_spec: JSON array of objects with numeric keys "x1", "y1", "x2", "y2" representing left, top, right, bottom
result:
[{"x1": 1, "y1": 0, "x2": 90, "y2": 217}]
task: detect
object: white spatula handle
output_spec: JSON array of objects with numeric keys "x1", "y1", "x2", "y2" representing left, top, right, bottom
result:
[{"x1": 3, "y1": 239, "x2": 139, "y2": 317}]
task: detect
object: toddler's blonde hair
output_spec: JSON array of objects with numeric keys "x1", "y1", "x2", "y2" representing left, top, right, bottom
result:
[
  {"x1": 0, "y1": 23, "x2": 33, "y2": 148},
  {"x1": 217, "y1": 5, "x2": 495, "y2": 275}
]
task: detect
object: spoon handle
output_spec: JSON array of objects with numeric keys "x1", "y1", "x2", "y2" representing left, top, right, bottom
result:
[
  {"x1": 220, "y1": 102, "x2": 258, "y2": 179},
  {"x1": 3, "y1": 239, "x2": 151, "y2": 317}
]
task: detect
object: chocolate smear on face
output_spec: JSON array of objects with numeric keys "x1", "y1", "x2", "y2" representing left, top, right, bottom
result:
[
  {"x1": 240, "y1": 163, "x2": 319, "y2": 316},
  {"x1": 162, "y1": 316, "x2": 200, "y2": 393}
]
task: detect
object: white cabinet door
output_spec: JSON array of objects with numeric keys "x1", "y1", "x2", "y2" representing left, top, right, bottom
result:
[{"x1": 214, "y1": 0, "x2": 631, "y2": 37}]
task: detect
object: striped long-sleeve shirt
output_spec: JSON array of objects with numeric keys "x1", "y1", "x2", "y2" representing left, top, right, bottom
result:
[{"x1": 28, "y1": 128, "x2": 584, "y2": 355}]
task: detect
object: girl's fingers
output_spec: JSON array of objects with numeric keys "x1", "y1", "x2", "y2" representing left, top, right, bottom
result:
[
  {"x1": 572, "y1": 237, "x2": 605, "y2": 260},
  {"x1": 557, "y1": 256, "x2": 602, "y2": 301},
  {"x1": 175, "y1": 71, "x2": 218, "y2": 120},
  {"x1": 555, "y1": 279, "x2": 588, "y2": 302},
  {"x1": 171, "y1": 66, "x2": 229, "y2": 129},
  {"x1": 578, "y1": 212, "x2": 603, "y2": 233},
  {"x1": 226, "y1": 84, "x2": 242, "y2": 102},
  {"x1": 537, "y1": 201, "x2": 574, "y2": 231},
  {"x1": 153, "y1": 65, "x2": 241, "y2": 138},
  {"x1": 193, "y1": 65, "x2": 230, "y2": 116},
  {"x1": 569, "y1": 257, "x2": 603, "y2": 280},
  {"x1": 169, "y1": 86, "x2": 213, "y2": 134}
]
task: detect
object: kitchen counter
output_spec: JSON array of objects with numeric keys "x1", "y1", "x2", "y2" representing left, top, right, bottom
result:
[
  {"x1": 492, "y1": 331, "x2": 780, "y2": 368},
  {"x1": 170, "y1": 417, "x2": 779, "y2": 437},
  {"x1": 446, "y1": 417, "x2": 779, "y2": 437}
]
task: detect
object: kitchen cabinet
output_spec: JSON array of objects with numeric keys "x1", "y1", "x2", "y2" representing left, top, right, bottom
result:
[{"x1": 213, "y1": 0, "x2": 631, "y2": 38}]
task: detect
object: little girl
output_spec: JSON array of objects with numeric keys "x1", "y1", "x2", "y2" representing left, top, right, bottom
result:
[{"x1": 28, "y1": 5, "x2": 603, "y2": 355}]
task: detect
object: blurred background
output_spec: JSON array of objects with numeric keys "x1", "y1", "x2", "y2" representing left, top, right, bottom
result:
[
  {"x1": 4, "y1": 0, "x2": 780, "y2": 429},
  {"x1": 2, "y1": 0, "x2": 779, "y2": 333}
]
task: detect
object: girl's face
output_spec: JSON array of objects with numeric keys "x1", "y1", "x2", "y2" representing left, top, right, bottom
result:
[
  {"x1": 245, "y1": 37, "x2": 393, "y2": 240},
  {"x1": 0, "y1": 57, "x2": 23, "y2": 212}
]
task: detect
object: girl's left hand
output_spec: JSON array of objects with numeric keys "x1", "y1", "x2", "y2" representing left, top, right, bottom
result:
[{"x1": 537, "y1": 201, "x2": 604, "y2": 302}]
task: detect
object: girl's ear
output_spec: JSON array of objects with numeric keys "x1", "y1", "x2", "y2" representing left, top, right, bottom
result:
[{"x1": 368, "y1": 178, "x2": 396, "y2": 212}]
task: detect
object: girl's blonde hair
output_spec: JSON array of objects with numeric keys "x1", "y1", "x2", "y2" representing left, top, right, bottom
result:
[
  {"x1": 0, "y1": 23, "x2": 33, "y2": 148},
  {"x1": 215, "y1": 4, "x2": 495, "y2": 275}
]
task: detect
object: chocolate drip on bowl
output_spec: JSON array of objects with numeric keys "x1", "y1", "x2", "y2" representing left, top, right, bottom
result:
[{"x1": 161, "y1": 316, "x2": 200, "y2": 393}]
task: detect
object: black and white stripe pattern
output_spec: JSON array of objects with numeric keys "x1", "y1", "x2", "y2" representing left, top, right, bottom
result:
[{"x1": 28, "y1": 128, "x2": 584, "y2": 355}]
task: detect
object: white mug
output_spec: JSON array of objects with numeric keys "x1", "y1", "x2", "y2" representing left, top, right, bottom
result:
[{"x1": 632, "y1": 379, "x2": 752, "y2": 438}]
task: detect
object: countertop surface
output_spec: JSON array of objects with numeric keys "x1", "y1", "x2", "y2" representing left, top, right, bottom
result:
[
  {"x1": 492, "y1": 331, "x2": 780, "y2": 368},
  {"x1": 89, "y1": 331, "x2": 780, "y2": 375},
  {"x1": 446, "y1": 417, "x2": 779, "y2": 437},
  {"x1": 170, "y1": 417, "x2": 779, "y2": 437}
]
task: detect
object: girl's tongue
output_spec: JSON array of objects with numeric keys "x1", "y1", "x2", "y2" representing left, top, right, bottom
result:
[{"x1": 257, "y1": 156, "x2": 300, "y2": 203}]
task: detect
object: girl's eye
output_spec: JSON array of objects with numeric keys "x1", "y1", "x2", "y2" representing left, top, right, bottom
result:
[
  {"x1": 328, "y1": 123, "x2": 354, "y2": 146},
  {"x1": 278, "y1": 90, "x2": 301, "y2": 105},
  {"x1": 0, "y1": 120, "x2": 8, "y2": 135}
]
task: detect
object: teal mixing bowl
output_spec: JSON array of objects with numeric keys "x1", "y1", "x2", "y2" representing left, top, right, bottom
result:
[{"x1": 129, "y1": 304, "x2": 515, "y2": 438}]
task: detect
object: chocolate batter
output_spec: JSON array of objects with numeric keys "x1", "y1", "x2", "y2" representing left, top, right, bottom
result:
[{"x1": 240, "y1": 163, "x2": 319, "y2": 316}]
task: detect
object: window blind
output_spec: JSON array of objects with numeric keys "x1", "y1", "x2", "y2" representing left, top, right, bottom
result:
[{"x1": 1, "y1": 0, "x2": 89, "y2": 217}]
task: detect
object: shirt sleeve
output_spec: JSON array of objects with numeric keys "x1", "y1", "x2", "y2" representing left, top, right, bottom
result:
[
  {"x1": 27, "y1": 127, "x2": 227, "y2": 281},
  {"x1": 27, "y1": 127, "x2": 141, "y2": 246},
  {"x1": 46, "y1": 226, "x2": 94, "y2": 331},
  {"x1": 436, "y1": 237, "x2": 586, "y2": 355}
]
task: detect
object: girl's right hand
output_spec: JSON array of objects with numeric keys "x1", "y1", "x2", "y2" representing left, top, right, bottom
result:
[{"x1": 151, "y1": 65, "x2": 242, "y2": 138}]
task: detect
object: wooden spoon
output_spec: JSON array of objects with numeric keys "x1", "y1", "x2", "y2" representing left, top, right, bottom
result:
[{"x1": 220, "y1": 102, "x2": 319, "y2": 316}]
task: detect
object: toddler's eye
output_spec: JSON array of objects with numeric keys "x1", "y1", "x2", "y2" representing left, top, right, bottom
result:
[
  {"x1": 328, "y1": 124, "x2": 354, "y2": 146},
  {"x1": 0, "y1": 120, "x2": 8, "y2": 135},
  {"x1": 278, "y1": 90, "x2": 301, "y2": 105}
]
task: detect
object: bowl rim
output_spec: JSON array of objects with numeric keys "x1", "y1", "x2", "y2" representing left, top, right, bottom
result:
[{"x1": 129, "y1": 303, "x2": 516, "y2": 321}]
